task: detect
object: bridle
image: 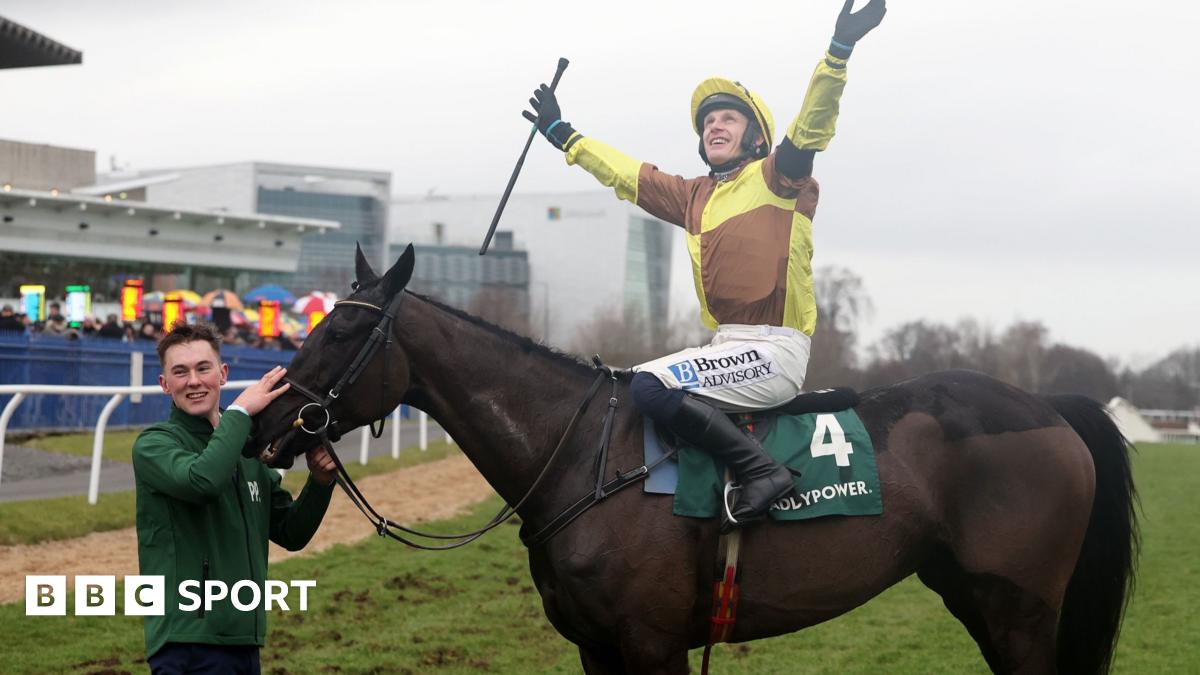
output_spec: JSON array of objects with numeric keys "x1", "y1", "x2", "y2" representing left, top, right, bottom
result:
[
  {"x1": 279, "y1": 288, "x2": 664, "y2": 550},
  {"x1": 284, "y1": 295, "x2": 403, "y2": 440},
  {"x1": 284, "y1": 289, "x2": 504, "y2": 550}
]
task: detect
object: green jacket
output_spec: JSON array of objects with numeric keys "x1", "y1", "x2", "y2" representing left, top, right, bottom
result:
[{"x1": 132, "y1": 406, "x2": 334, "y2": 658}]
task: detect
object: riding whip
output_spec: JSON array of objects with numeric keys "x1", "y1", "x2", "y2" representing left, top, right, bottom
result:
[{"x1": 479, "y1": 57, "x2": 569, "y2": 255}]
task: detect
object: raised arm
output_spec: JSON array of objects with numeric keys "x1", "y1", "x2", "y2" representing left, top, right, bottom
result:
[
  {"x1": 523, "y1": 85, "x2": 693, "y2": 227},
  {"x1": 775, "y1": 0, "x2": 887, "y2": 181}
]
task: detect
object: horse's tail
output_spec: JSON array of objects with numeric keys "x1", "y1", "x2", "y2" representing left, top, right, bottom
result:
[{"x1": 1044, "y1": 394, "x2": 1139, "y2": 675}]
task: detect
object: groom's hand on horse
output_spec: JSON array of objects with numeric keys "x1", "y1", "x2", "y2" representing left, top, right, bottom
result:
[
  {"x1": 832, "y1": 0, "x2": 887, "y2": 54},
  {"x1": 232, "y1": 365, "x2": 290, "y2": 417},
  {"x1": 306, "y1": 446, "x2": 337, "y2": 486},
  {"x1": 522, "y1": 84, "x2": 576, "y2": 151}
]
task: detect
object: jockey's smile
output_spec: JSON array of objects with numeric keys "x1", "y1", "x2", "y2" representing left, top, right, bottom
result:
[{"x1": 702, "y1": 108, "x2": 759, "y2": 166}]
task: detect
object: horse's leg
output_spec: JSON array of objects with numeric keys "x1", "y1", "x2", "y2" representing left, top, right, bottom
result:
[
  {"x1": 579, "y1": 646, "x2": 627, "y2": 675},
  {"x1": 615, "y1": 640, "x2": 689, "y2": 675},
  {"x1": 917, "y1": 428, "x2": 1093, "y2": 674},
  {"x1": 964, "y1": 575, "x2": 1059, "y2": 675},
  {"x1": 919, "y1": 559, "x2": 1058, "y2": 674},
  {"x1": 575, "y1": 627, "x2": 688, "y2": 674},
  {"x1": 919, "y1": 558, "x2": 998, "y2": 665},
  {"x1": 918, "y1": 558, "x2": 1058, "y2": 674}
]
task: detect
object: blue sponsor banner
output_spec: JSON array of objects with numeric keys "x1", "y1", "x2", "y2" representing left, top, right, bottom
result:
[{"x1": 0, "y1": 334, "x2": 292, "y2": 432}]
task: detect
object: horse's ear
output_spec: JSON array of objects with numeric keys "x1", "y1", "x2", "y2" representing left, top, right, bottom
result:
[
  {"x1": 382, "y1": 244, "x2": 415, "y2": 297},
  {"x1": 354, "y1": 243, "x2": 378, "y2": 285}
]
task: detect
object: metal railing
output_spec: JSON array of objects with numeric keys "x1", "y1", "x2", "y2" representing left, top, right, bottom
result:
[
  {"x1": 0, "y1": 383, "x2": 451, "y2": 505},
  {"x1": 0, "y1": 334, "x2": 293, "y2": 432}
]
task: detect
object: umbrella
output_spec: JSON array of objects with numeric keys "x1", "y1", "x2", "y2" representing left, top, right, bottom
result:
[
  {"x1": 279, "y1": 315, "x2": 305, "y2": 338},
  {"x1": 243, "y1": 284, "x2": 296, "y2": 306},
  {"x1": 200, "y1": 289, "x2": 244, "y2": 310},
  {"x1": 292, "y1": 291, "x2": 337, "y2": 315},
  {"x1": 173, "y1": 290, "x2": 204, "y2": 306},
  {"x1": 228, "y1": 308, "x2": 249, "y2": 327},
  {"x1": 143, "y1": 291, "x2": 200, "y2": 312}
]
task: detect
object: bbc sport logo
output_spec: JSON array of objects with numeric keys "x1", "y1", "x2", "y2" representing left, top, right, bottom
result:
[{"x1": 26, "y1": 575, "x2": 316, "y2": 616}]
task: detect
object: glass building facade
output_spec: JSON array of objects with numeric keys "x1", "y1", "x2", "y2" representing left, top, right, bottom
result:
[
  {"x1": 623, "y1": 216, "x2": 673, "y2": 347},
  {"x1": 257, "y1": 187, "x2": 385, "y2": 295},
  {"x1": 398, "y1": 242, "x2": 531, "y2": 335}
]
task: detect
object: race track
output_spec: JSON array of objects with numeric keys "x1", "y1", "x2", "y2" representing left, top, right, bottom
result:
[{"x1": 0, "y1": 454, "x2": 493, "y2": 603}]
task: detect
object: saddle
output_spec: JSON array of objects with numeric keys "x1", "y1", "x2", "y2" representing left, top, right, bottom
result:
[
  {"x1": 759, "y1": 387, "x2": 859, "y2": 416},
  {"x1": 658, "y1": 387, "x2": 860, "y2": 448},
  {"x1": 732, "y1": 386, "x2": 860, "y2": 439}
]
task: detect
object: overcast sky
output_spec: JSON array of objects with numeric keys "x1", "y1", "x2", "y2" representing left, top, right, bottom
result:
[{"x1": 4, "y1": 0, "x2": 1198, "y2": 367}]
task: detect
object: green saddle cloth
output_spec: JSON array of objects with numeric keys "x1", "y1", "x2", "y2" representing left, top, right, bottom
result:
[{"x1": 674, "y1": 409, "x2": 883, "y2": 521}]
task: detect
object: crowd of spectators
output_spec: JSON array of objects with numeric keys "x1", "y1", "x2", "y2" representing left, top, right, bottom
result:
[{"x1": 0, "y1": 302, "x2": 303, "y2": 350}]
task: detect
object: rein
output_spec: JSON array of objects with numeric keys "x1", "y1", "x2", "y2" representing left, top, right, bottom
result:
[
  {"x1": 283, "y1": 294, "x2": 643, "y2": 549},
  {"x1": 519, "y1": 364, "x2": 678, "y2": 546},
  {"x1": 316, "y1": 369, "x2": 608, "y2": 550}
]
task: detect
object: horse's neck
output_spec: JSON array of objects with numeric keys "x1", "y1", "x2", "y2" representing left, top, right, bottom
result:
[{"x1": 396, "y1": 295, "x2": 598, "y2": 508}]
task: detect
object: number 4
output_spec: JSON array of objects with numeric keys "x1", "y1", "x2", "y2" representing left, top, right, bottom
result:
[{"x1": 810, "y1": 414, "x2": 853, "y2": 467}]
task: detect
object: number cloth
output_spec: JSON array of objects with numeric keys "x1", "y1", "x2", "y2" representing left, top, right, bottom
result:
[
  {"x1": 670, "y1": 409, "x2": 882, "y2": 521},
  {"x1": 563, "y1": 52, "x2": 849, "y2": 334}
]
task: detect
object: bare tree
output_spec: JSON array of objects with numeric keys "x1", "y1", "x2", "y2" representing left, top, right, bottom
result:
[
  {"x1": 570, "y1": 302, "x2": 716, "y2": 369},
  {"x1": 570, "y1": 302, "x2": 655, "y2": 368},
  {"x1": 659, "y1": 308, "x2": 713, "y2": 355},
  {"x1": 995, "y1": 321, "x2": 1049, "y2": 392},
  {"x1": 815, "y1": 266, "x2": 873, "y2": 335},
  {"x1": 955, "y1": 318, "x2": 1001, "y2": 376},
  {"x1": 466, "y1": 287, "x2": 531, "y2": 336},
  {"x1": 1122, "y1": 347, "x2": 1200, "y2": 409},
  {"x1": 862, "y1": 320, "x2": 966, "y2": 388},
  {"x1": 806, "y1": 266, "x2": 872, "y2": 389},
  {"x1": 562, "y1": 257, "x2": 1197, "y2": 410},
  {"x1": 1040, "y1": 344, "x2": 1120, "y2": 400}
]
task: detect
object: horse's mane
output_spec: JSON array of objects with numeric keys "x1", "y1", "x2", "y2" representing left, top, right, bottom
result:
[{"x1": 408, "y1": 292, "x2": 598, "y2": 377}]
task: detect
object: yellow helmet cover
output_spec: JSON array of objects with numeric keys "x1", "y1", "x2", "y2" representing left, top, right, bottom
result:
[{"x1": 690, "y1": 77, "x2": 775, "y2": 150}]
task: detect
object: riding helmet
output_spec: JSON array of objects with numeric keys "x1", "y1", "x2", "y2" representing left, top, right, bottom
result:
[{"x1": 691, "y1": 77, "x2": 775, "y2": 164}]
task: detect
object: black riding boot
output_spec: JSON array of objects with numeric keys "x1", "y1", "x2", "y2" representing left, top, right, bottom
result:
[{"x1": 667, "y1": 396, "x2": 795, "y2": 526}]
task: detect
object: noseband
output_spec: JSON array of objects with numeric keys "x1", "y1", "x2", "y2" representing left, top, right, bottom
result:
[{"x1": 284, "y1": 296, "x2": 402, "y2": 439}]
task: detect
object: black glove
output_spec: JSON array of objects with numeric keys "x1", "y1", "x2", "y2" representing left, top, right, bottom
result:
[
  {"x1": 522, "y1": 84, "x2": 578, "y2": 151},
  {"x1": 523, "y1": 84, "x2": 561, "y2": 131},
  {"x1": 832, "y1": 0, "x2": 887, "y2": 56}
]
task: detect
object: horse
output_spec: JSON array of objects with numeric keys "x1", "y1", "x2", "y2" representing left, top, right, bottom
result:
[{"x1": 250, "y1": 246, "x2": 1137, "y2": 675}]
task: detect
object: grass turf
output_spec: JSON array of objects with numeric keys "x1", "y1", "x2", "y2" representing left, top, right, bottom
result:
[
  {"x1": 18, "y1": 429, "x2": 144, "y2": 464},
  {"x1": 0, "y1": 440, "x2": 458, "y2": 546},
  {"x1": 0, "y1": 491, "x2": 139, "y2": 546},
  {"x1": 2, "y1": 443, "x2": 1195, "y2": 673}
]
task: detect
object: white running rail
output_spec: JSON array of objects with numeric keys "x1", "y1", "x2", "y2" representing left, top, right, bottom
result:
[{"x1": 0, "y1": 383, "x2": 435, "y2": 505}]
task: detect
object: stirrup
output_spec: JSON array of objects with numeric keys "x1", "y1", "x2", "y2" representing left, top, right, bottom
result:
[{"x1": 722, "y1": 481, "x2": 743, "y2": 531}]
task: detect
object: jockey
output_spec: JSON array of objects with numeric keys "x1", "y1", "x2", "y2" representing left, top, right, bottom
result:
[{"x1": 524, "y1": 0, "x2": 887, "y2": 526}]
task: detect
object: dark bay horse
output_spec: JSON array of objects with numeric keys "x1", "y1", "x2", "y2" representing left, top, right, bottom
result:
[{"x1": 252, "y1": 247, "x2": 1137, "y2": 674}]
